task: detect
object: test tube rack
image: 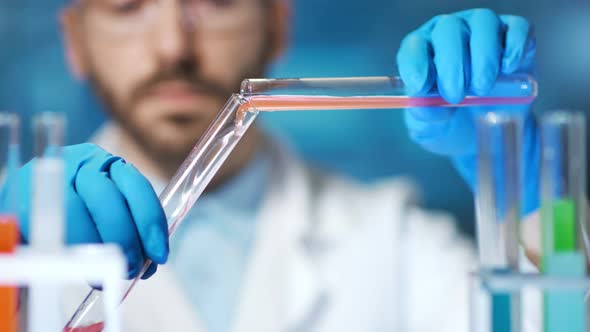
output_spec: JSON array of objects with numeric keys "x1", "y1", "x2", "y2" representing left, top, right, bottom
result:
[
  {"x1": 470, "y1": 270, "x2": 590, "y2": 332},
  {"x1": 0, "y1": 245, "x2": 125, "y2": 332}
]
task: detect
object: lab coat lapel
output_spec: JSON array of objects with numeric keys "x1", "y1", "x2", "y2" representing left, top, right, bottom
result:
[{"x1": 232, "y1": 147, "x2": 325, "y2": 332}]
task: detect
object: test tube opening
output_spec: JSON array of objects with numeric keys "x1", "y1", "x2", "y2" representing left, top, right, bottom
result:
[
  {"x1": 0, "y1": 113, "x2": 21, "y2": 217},
  {"x1": 0, "y1": 113, "x2": 20, "y2": 146},
  {"x1": 33, "y1": 112, "x2": 65, "y2": 158}
]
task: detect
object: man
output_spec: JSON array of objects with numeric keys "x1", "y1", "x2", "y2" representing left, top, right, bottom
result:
[{"x1": 11, "y1": 1, "x2": 538, "y2": 331}]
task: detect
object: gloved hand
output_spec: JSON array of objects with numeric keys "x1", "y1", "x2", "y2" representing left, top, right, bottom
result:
[
  {"x1": 6, "y1": 143, "x2": 169, "y2": 279},
  {"x1": 397, "y1": 8, "x2": 539, "y2": 214}
]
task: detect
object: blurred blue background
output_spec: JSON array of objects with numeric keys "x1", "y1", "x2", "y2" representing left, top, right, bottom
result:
[{"x1": 1, "y1": 0, "x2": 590, "y2": 235}]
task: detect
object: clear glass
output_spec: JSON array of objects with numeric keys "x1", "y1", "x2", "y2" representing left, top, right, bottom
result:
[
  {"x1": 540, "y1": 111, "x2": 587, "y2": 258},
  {"x1": 0, "y1": 112, "x2": 20, "y2": 215},
  {"x1": 29, "y1": 113, "x2": 67, "y2": 332},
  {"x1": 240, "y1": 74, "x2": 537, "y2": 111},
  {"x1": 30, "y1": 112, "x2": 66, "y2": 250},
  {"x1": 540, "y1": 111, "x2": 588, "y2": 332},
  {"x1": 65, "y1": 94, "x2": 259, "y2": 331},
  {"x1": 475, "y1": 113, "x2": 523, "y2": 332},
  {"x1": 33, "y1": 112, "x2": 65, "y2": 158},
  {"x1": 0, "y1": 113, "x2": 20, "y2": 332},
  {"x1": 476, "y1": 113, "x2": 523, "y2": 269}
]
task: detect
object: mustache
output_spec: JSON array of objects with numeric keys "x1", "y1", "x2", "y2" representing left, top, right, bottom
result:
[{"x1": 130, "y1": 65, "x2": 234, "y2": 104}]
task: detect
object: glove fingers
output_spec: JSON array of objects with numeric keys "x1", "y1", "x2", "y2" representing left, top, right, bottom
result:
[
  {"x1": 430, "y1": 15, "x2": 471, "y2": 104},
  {"x1": 109, "y1": 160, "x2": 169, "y2": 265},
  {"x1": 75, "y1": 155, "x2": 145, "y2": 279},
  {"x1": 12, "y1": 144, "x2": 107, "y2": 244},
  {"x1": 397, "y1": 32, "x2": 436, "y2": 96},
  {"x1": 499, "y1": 15, "x2": 535, "y2": 74},
  {"x1": 466, "y1": 9, "x2": 502, "y2": 95},
  {"x1": 65, "y1": 189, "x2": 102, "y2": 244}
]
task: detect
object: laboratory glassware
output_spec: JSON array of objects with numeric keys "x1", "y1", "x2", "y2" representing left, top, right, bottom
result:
[
  {"x1": 66, "y1": 74, "x2": 537, "y2": 331},
  {"x1": 240, "y1": 74, "x2": 537, "y2": 111},
  {"x1": 30, "y1": 112, "x2": 66, "y2": 250},
  {"x1": 540, "y1": 111, "x2": 588, "y2": 332},
  {"x1": 0, "y1": 112, "x2": 20, "y2": 215},
  {"x1": 0, "y1": 112, "x2": 20, "y2": 332},
  {"x1": 30, "y1": 112, "x2": 66, "y2": 332},
  {"x1": 476, "y1": 113, "x2": 523, "y2": 332}
]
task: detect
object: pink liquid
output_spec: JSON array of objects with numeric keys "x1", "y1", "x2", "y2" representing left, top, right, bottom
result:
[
  {"x1": 243, "y1": 95, "x2": 535, "y2": 112},
  {"x1": 64, "y1": 322, "x2": 104, "y2": 332}
]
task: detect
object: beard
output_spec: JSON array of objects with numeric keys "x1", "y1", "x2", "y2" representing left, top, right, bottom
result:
[{"x1": 88, "y1": 57, "x2": 266, "y2": 168}]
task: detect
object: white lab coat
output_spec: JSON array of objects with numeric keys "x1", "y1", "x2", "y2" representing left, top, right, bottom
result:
[{"x1": 88, "y1": 125, "x2": 478, "y2": 332}]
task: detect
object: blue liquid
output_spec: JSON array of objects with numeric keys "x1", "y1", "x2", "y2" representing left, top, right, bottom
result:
[
  {"x1": 492, "y1": 293, "x2": 512, "y2": 332},
  {"x1": 544, "y1": 253, "x2": 587, "y2": 332}
]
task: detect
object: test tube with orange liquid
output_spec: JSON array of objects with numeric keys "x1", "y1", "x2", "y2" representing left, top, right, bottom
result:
[
  {"x1": 0, "y1": 215, "x2": 19, "y2": 332},
  {"x1": 0, "y1": 113, "x2": 21, "y2": 332},
  {"x1": 238, "y1": 74, "x2": 537, "y2": 112}
]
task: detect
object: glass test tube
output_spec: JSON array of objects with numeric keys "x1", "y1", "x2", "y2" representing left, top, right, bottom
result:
[
  {"x1": 540, "y1": 111, "x2": 587, "y2": 332},
  {"x1": 65, "y1": 95, "x2": 259, "y2": 331},
  {"x1": 30, "y1": 112, "x2": 66, "y2": 250},
  {"x1": 29, "y1": 112, "x2": 66, "y2": 332},
  {"x1": 475, "y1": 113, "x2": 522, "y2": 332},
  {"x1": 240, "y1": 74, "x2": 537, "y2": 111},
  {"x1": 0, "y1": 112, "x2": 20, "y2": 332},
  {"x1": 0, "y1": 113, "x2": 20, "y2": 216}
]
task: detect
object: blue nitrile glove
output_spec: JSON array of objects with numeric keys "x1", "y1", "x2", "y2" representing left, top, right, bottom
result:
[
  {"x1": 5, "y1": 143, "x2": 169, "y2": 279},
  {"x1": 397, "y1": 9, "x2": 540, "y2": 215}
]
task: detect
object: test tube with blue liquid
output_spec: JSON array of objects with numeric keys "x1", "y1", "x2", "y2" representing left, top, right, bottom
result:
[
  {"x1": 476, "y1": 112, "x2": 523, "y2": 332},
  {"x1": 540, "y1": 111, "x2": 588, "y2": 332}
]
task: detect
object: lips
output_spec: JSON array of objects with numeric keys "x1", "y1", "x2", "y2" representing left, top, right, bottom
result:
[
  {"x1": 137, "y1": 80, "x2": 220, "y2": 122},
  {"x1": 149, "y1": 81, "x2": 203, "y2": 100}
]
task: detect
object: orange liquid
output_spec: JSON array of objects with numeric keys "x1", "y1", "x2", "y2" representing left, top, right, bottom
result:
[
  {"x1": 0, "y1": 215, "x2": 19, "y2": 332},
  {"x1": 0, "y1": 216, "x2": 18, "y2": 252},
  {"x1": 242, "y1": 95, "x2": 535, "y2": 112},
  {"x1": 64, "y1": 322, "x2": 105, "y2": 332}
]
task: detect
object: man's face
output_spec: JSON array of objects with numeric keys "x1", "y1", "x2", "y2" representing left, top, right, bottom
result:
[{"x1": 65, "y1": 0, "x2": 279, "y2": 160}]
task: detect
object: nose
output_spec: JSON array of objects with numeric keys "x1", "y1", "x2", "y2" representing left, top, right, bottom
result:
[{"x1": 152, "y1": 1, "x2": 194, "y2": 68}]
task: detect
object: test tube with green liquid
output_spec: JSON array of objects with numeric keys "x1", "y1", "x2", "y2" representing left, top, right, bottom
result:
[{"x1": 540, "y1": 111, "x2": 588, "y2": 332}]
